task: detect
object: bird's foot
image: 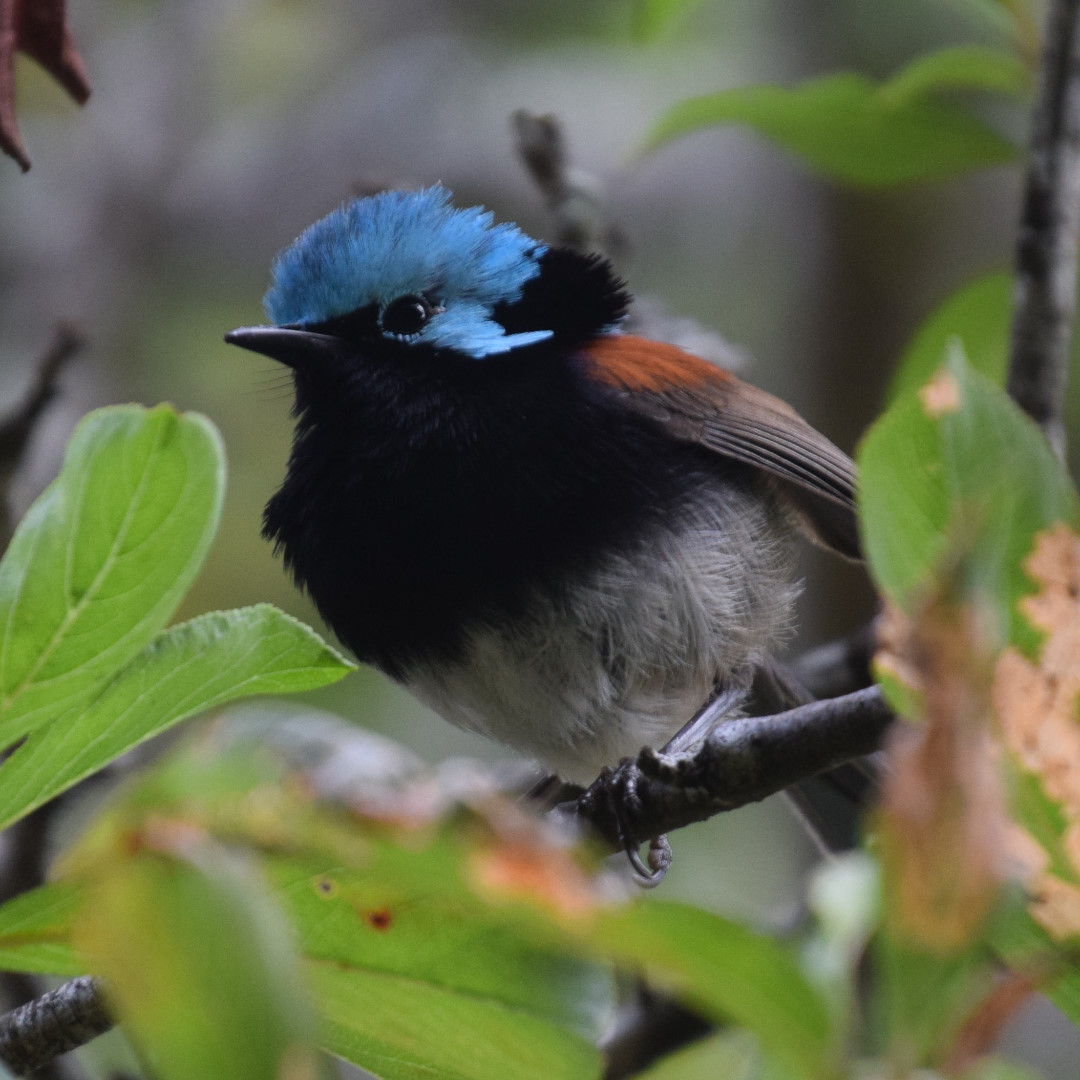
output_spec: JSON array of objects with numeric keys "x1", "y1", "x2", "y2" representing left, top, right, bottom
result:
[
  {"x1": 661, "y1": 681, "x2": 747, "y2": 757},
  {"x1": 592, "y1": 755, "x2": 674, "y2": 887}
]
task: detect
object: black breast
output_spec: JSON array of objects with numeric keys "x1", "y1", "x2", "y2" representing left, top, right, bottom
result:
[{"x1": 263, "y1": 343, "x2": 744, "y2": 678}]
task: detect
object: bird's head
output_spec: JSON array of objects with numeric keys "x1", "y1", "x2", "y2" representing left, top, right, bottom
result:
[{"x1": 226, "y1": 186, "x2": 629, "y2": 380}]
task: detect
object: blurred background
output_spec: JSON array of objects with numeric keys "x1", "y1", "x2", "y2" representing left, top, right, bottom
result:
[{"x1": 2, "y1": 0, "x2": 1076, "y2": 1070}]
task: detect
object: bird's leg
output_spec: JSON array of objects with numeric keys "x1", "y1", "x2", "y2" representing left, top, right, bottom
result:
[
  {"x1": 660, "y1": 679, "x2": 748, "y2": 757},
  {"x1": 561, "y1": 681, "x2": 752, "y2": 887},
  {"x1": 594, "y1": 758, "x2": 668, "y2": 887},
  {"x1": 612, "y1": 680, "x2": 749, "y2": 884}
]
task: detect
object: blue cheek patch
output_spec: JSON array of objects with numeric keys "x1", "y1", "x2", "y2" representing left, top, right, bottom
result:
[{"x1": 418, "y1": 304, "x2": 552, "y2": 358}]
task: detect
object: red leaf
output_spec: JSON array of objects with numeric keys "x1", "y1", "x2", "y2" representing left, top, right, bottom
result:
[{"x1": 0, "y1": 0, "x2": 91, "y2": 172}]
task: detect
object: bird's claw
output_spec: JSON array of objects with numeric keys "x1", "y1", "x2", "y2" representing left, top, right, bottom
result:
[
  {"x1": 596, "y1": 755, "x2": 674, "y2": 887},
  {"x1": 625, "y1": 834, "x2": 672, "y2": 887}
]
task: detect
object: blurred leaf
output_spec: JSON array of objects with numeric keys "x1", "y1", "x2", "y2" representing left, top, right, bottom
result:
[
  {"x1": 858, "y1": 348, "x2": 1079, "y2": 630},
  {"x1": 311, "y1": 959, "x2": 602, "y2": 1080},
  {"x1": 951, "y1": 0, "x2": 1041, "y2": 65},
  {"x1": 857, "y1": 392, "x2": 949, "y2": 611},
  {"x1": 270, "y1": 853, "x2": 612, "y2": 1037},
  {"x1": 936, "y1": 377, "x2": 1079, "y2": 653},
  {"x1": 803, "y1": 853, "x2": 880, "y2": 1022},
  {"x1": 888, "y1": 271, "x2": 1012, "y2": 403},
  {"x1": 0, "y1": 881, "x2": 82, "y2": 975},
  {"x1": 0, "y1": 0, "x2": 91, "y2": 171},
  {"x1": 631, "y1": 0, "x2": 709, "y2": 41},
  {"x1": 860, "y1": 349, "x2": 1080, "y2": 1057},
  {"x1": 991, "y1": 902, "x2": 1080, "y2": 1029},
  {"x1": 623, "y1": 1030, "x2": 767, "y2": 1080},
  {"x1": 588, "y1": 902, "x2": 833, "y2": 1080},
  {"x1": 0, "y1": 405, "x2": 224, "y2": 748},
  {"x1": 0, "y1": 605, "x2": 353, "y2": 830},
  {"x1": 1007, "y1": 764, "x2": 1075, "y2": 883},
  {"x1": 962, "y1": 1060, "x2": 1045, "y2": 1080},
  {"x1": 875, "y1": 592, "x2": 1005, "y2": 952},
  {"x1": 645, "y1": 68, "x2": 1017, "y2": 186},
  {"x1": 74, "y1": 846, "x2": 316, "y2": 1080},
  {"x1": 60, "y1": 715, "x2": 613, "y2": 1079},
  {"x1": 880, "y1": 46, "x2": 1031, "y2": 103},
  {"x1": 942, "y1": 968, "x2": 1038, "y2": 1075},
  {"x1": 874, "y1": 931, "x2": 996, "y2": 1072}
]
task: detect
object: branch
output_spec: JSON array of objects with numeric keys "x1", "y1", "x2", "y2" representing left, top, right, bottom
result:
[
  {"x1": 561, "y1": 687, "x2": 893, "y2": 851},
  {"x1": 511, "y1": 109, "x2": 626, "y2": 257},
  {"x1": 0, "y1": 977, "x2": 111, "y2": 1077},
  {"x1": 1007, "y1": 0, "x2": 1080, "y2": 459},
  {"x1": 0, "y1": 322, "x2": 84, "y2": 551},
  {"x1": 789, "y1": 623, "x2": 876, "y2": 700}
]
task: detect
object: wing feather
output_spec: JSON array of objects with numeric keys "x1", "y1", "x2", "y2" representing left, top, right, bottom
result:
[{"x1": 585, "y1": 335, "x2": 861, "y2": 559}]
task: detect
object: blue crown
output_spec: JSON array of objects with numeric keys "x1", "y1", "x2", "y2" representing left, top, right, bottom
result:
[{"x1": 263, "y1": 186, "x2": 552, "y2": 358}]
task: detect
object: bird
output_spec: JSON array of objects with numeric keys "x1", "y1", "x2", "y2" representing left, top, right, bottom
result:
[{"x1": 225, "y1": 185, "x2": 859, "y2": 810}]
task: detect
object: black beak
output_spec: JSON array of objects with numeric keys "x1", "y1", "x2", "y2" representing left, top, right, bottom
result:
[{"x1": 224, "y1": 325, "x2": 344, "y2": 369}]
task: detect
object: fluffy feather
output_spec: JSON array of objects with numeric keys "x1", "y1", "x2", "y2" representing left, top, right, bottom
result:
[
  {"x1": 265, "y1": 186, "x2": 553, "y2": 357},
  {"x1": 407, "y1": 474, "x2": 798, "y2": 784}
]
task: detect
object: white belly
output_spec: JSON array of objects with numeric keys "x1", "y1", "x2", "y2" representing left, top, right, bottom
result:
[{"x1": 406, "y1": 487, "x2": 798, "y2": 785}]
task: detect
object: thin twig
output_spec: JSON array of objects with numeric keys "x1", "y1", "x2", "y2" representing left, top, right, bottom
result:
[
  {"x1": 0, "y1": 801, "x2": 72, "y2": 1080},
  {"x1": 789, "y1": 623, "x2": 876, "y2": 701},
  {"x1": 0, "y1": 323, "x2": 84, "y2": 551},
  {"x1": 511, "y1": 110, "x2": 627, "y2": 258},
  {"x1": 561, "y1": 687, "x2": 893, "y2": 851},
  {"x1": 0, "y1": 978, "x2": 111, "y2": 1077},
  {"x1": 1008, "y1": 0, "x2": 1080, "y2": 459}
]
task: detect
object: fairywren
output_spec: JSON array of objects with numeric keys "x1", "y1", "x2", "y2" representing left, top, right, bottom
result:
[{"x1": 226, "y1": 187, "x2": 858, "y2": 786}]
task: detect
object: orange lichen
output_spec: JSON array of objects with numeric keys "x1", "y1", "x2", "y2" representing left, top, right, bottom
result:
[
  {"x1": 993, "y1": 524, "x2": 1080, "y2": 938},
  {"x1": 918, "y1": 368, "x2": 962, "y2": 417}
]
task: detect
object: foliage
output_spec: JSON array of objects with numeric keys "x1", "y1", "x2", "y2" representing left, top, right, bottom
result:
[
  {"x1": 1, "y1": 2, "x2": 1079, "y2": 1080},
  {"x1": 644, "y1": 46, "x2": 1028, "y2": 186},
  {"x1": 0, "y1": 0, "x2": 90, "y2": 171}
]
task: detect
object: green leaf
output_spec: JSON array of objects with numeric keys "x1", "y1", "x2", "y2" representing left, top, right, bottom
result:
[
  {"x1": 0, "y1": 605, "x2": 353, "y2": 830},
  {"x1": 0, "y1": 406, "x2": 224, "y2": 747},
  {"x1": 880, "y1": 46, "x2": 1031, "y2": 103},
  {"x1": 962, "y1": 1059, "x2": 1044, "y2": 1080},
  {"x1": 1006, "y1": 761, "x2": 1077, "y2": 884},
  {"x1": 873, "y1": 929, "x2": 995, "y2": 1069},
  {"x1": 645, "y1": 70, "x2": 1017, "y2": 186},
  {"x1": 857, "y1": 393, "x2": 949, "y2": 605},
  {"x1": 633, "y1": 1031, "x2": 768, "y2": 1080},
  {"x1": 74, "y1": 847, "x2": 315, "y2": 1080},
  {"x1": 888, "y1": 272, "x2": 1013, "y2": 403},
  {"x1": 268, "y1": 853, "x2": 612, "y2": 1038},
  {"x1": 0, "y1": 882, "x2": 83, "y2": 975},
  {"x1": 311, "y1": 959, "x2": 602, "y2": 1080},
  {"x1": 991, "y1": 895, "x2": 1080, "y2": 1031},
  {"x1": 858, "y1": 348, "x2": 1080, "y2": 631},
  {"x1": 934, "y1": 355, "x2": 1079, "y2": 647},
  {"x1": 631, "y1": 0, "x2": 709, "y2": 41},
  {"x1": 58, "y1": 714, "x2": 611, "y2": 1079},
  {"x1": 589, "y1": 902, "x2": 833, "y2": 1080}
]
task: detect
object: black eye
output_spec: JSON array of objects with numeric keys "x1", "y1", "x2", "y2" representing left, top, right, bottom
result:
[{"x1": 379, "y1": 294, "x2": 436, "y2": 338}]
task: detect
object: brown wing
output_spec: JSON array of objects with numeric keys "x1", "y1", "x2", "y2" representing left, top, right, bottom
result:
[{"x1": 585, "y1": 334, "x2": 861, "y2": 559}]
